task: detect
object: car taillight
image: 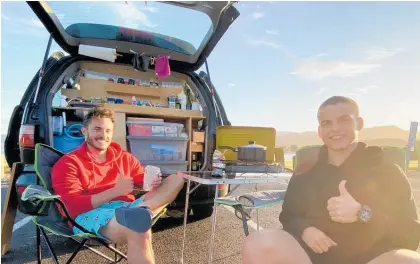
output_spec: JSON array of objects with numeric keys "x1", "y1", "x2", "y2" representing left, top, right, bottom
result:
[
  {"x1": 19, "y1": 124, "x2": 35, "y2": 148},
  {"x1": 17, "y1": 186, "x2": 27, "y2": 194}
]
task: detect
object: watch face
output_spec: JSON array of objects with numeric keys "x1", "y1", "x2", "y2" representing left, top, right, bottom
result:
[{"x1": 359, "y1": 206, "x2": 372, "y2": 223}]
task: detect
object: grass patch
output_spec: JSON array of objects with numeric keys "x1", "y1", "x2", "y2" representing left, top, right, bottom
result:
[{"x1": 2, "y1": 154, "x2": 11, "y2": 181}]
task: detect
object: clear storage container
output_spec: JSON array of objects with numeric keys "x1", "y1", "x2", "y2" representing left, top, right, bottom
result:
[
  {"x1": 127, "y1": 136, "x2": 188, "y2": 161},
  {"x1": 140, "y1": 161, "x2": 188, "y2": 175},
  {"x1": 127, "y1": 121, "x2": 184, "y2": 137}
]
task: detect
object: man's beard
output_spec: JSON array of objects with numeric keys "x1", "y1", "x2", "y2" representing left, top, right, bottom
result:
[{"x1": 86, "y1": 133, "x2": 108, "y2": 151}]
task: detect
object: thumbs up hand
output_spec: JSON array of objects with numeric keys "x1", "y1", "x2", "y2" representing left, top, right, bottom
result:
[{"x1": 327, "y1": 180, "x2": 361, "y2": 223}]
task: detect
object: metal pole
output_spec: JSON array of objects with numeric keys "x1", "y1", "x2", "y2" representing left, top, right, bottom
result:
[
  {"x1": 255, "y1": 184, "x2": 260, "y2": 231},
  {"x1": 208, "y1": 187, "x2": 219, "y2": 264},
  {"x1": 33, "y1": 34, "x2": 53, "y2": 103},
  {"x1": 181, "y1": 179, "x2": 191, "y2": 264}
]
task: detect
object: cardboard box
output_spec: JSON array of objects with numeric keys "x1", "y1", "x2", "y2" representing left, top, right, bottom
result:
[
  {"x1": 192, "y1": 131, "x2": 205, "y2": 143},
  {"x1": 191, "y1": 142, "x2": 204, "y2": 152}
]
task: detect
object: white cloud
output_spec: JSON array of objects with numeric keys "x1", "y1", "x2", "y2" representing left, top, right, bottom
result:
[
  {"x1": 1, "y1": 14, "x2": 10, "y2": 20},
  {"x1": 27, "y1": 19, "x2": 44, "y2": 29},
  {"x1": 291, "y1": 45, "x2": 405, "y2": 82},
  {"x1": 314, "y1": 53, "x2": 327, "y2": 58},
  {"x1": 109, "y1": 2, "x2": 157, "y2": 28},
  {"x1": 291, "y1": 59, "x2": 381, "y2": 81},
  {"x1": 8, "y1": 28, "x2": 47, "y2": 39},
  {"x1": 251, "y1": 12, "x2": 265, "y2": 19},
  {"x1": 242, "y1": 33, "x2": 282, "y2": 50},
  {"x1": 265, "y1": 29, "x2": 279, "y2": 36},
  {"x1": 2, "y1": 16, "x2": 48, "y2": 38},
  {"x1": 364, "y1": 47, "x2": 404, "y2": 61},
  {"x1": 357, "y1": 84, "x2": 378, "y2": 94},
  {"x1": 250, "y1": 40, "x2": 281, "y2": 50},
  {"x1": 56, "y1": 13, "x2": 66, "y2": 20},
  {"x1": 228, "y1": 83, "x2": 236, "y2": 87},
  {"x1": 357, "y1": 88, "x2": 369, "y2": 94},
  {"x1": 315, "y1": 87, "x2": 328, "y2": 95}
]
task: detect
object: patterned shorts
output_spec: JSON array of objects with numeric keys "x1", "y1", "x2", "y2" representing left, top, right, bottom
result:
[{"x1": 73, "y1": 196, "x2": 145, "y2": 239}]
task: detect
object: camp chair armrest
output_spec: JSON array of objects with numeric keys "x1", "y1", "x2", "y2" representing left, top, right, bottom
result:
[{"x1": 21, "y1": 185, "x2": 61, "y2": 202}]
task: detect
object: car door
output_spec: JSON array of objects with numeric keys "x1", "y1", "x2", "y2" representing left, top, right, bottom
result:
[
  {"x1": 27, "y1": 1, "x2": 240, "y2": 72},
  {"x1": 4, "y1": 53, "x2": 64, "y2": 167}
]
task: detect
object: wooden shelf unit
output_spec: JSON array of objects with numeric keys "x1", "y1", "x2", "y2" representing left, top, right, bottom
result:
[
  {"x1": 56, "y1": 66, "x2": 206, "y2": 172},
  {"x1": 62, "y1": 77, "x2": 184, "y2": 107},
  {"x1": 53, "y1": 105, "x2": 206, "y2": 171}
]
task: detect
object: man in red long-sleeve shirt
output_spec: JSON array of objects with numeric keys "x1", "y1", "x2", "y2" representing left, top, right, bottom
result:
[
  {"x1": 242, "y1": 96, "x2": 420, "y2": 264},
  {"x1": 52, "y1": 107, "x2": 184, "y2": 264}
]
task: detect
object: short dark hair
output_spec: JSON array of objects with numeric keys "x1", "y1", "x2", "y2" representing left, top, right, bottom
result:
[
  {"x1": 83, "y1": 107, "x2": 115, "y2": 127},
  {"x1": 317, "y1": 96, "x2": 359, "y2": 119}
]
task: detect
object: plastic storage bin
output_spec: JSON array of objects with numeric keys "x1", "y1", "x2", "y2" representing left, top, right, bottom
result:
[
  {"x1": 127, "y1": 136, "x2": 188, "y2": 161},
  {"x1": 141, "y1": 161, "x2": 188, "y2": 175},
  {"x1": 127, "y1": 121, "x2": 184, "y2": 137},
  {"x1": 127, "y1": 121, "x2": 164, "y2": 137}
]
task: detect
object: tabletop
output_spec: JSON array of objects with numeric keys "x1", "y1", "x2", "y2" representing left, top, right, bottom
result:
[{"x1": 177, "y1": 171, "x2": 293, "y2": 185}]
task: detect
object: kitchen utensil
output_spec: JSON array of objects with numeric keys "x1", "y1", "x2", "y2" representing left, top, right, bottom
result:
[{"x1": 219, "y1": 141, "x2": 267, "y2": 162}]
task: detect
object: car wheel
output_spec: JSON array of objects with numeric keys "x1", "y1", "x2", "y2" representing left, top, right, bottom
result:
[{"x1": 193, "y1": 205, "x2": 214, "y2": 219}]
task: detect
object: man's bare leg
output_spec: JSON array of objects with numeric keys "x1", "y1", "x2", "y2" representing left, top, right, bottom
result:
[
  {"x1": 141, "y1": 174, "x2": 185, "y2": 216},
  {"x1": 100, "y1": 219, "x2": 155, "y2": 264},
  {"x1": 242, "y1": 228, "x2": 312, "y2": 264},
  {"x1": 367, "y1": 249, "x2": 420, "y2": 264},
  {"x1": 98, "y1": 174, "x2": 184, "y2": 264}
]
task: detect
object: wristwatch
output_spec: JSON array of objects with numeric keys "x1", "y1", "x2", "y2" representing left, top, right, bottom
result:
[{"x1": 358, "y1": 205, "x2": 372, "y2": 223}]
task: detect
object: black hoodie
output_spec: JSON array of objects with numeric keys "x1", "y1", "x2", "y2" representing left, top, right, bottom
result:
[{"x1": 279, "y1": 142, "x2": 420, "y2": 263}]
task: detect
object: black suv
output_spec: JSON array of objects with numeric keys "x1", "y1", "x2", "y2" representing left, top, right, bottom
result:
[{"x1": 4, "y1": 1, "x2": 239, "y2": 219}]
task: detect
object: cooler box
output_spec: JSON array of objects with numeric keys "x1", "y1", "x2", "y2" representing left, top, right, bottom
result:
[
  {"x1": 127, "y1": 136, "x2": 188, "y2": 161},
  {"x1": 53, "y1": 124, "x2": 84, "y2": 153}
]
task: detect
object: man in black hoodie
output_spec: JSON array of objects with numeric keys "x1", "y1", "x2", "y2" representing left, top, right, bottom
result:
[{"x1": 242, "y1": 96, "x2": 420, "y2": 264}]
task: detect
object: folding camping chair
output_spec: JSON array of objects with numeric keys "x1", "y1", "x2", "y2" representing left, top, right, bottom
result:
[
  {"x1": 20, "y1": 143, "x2": 166, "y2": 264},
  {"x1": 214, "y1": 190, "x2": 287, "y2": 236}
]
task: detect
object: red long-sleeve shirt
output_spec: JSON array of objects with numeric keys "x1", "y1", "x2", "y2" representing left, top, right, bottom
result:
[{"x1": 51, "y1": 142, "x2": 144, "y2": 218}]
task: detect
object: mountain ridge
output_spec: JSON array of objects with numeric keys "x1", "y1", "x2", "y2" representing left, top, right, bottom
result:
[{"x1": 276, "y1": 125, "x2": 419, "y2": 149}]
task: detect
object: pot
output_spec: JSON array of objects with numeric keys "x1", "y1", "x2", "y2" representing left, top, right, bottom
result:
[{"x1": 219, "y1": 141, "x2": 267, "y2": 162}]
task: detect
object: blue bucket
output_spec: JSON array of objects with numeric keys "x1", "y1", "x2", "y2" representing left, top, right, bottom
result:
[{"x1": 53, "y1": 124, "x2": 85, "y2": 153}]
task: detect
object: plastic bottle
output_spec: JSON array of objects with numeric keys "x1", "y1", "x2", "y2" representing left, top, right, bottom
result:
[
  {"x1": 131, "y1": 96, "x2": 137, "y2": 105},
  {"x1": 178, "y1": 90, "x2": 187, "y2": 110}
]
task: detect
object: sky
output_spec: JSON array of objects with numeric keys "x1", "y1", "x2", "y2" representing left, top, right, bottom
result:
[{"x1": 1, "y1": 1, "x2": 420, "y2": 136}]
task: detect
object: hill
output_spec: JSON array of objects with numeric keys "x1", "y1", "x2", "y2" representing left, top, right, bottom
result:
[{"x1": 277, "y1": 125, "x2": 419, "y2": 149}]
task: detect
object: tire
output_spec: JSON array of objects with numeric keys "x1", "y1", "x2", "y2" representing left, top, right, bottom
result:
[{"x1": 193, "y1": 205, "x2": 214, "y2": 219}]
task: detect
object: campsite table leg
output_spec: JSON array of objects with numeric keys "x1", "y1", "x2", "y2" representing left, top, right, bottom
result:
[
  {"x1": 180, "y1": 178, "x2": 191, "y2": 264},
  {"x1": 255, "y1": 184, "x2": 260, "y2": 230},
  {"x1": 207, "y1": 186, "x2": 219, "y2": 264}
]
